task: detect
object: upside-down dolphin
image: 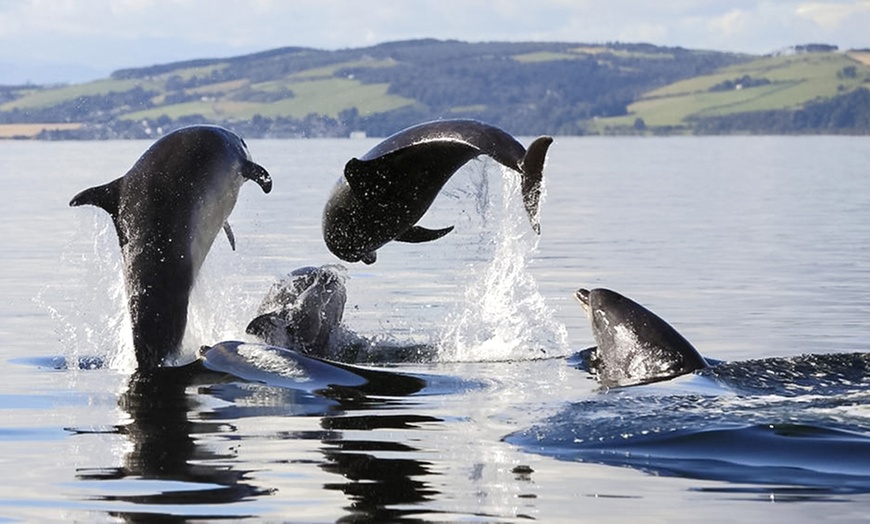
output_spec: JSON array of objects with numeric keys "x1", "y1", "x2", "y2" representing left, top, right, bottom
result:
[
  {"x1": 322, "y1": 119, "x2": 553, "y2": 264},
  {"x1": 70, "y1": 125, "x2": 272, "y2": 370},
  {"x1": 246, "y1": 265, "x2": 348, "y2": 357},
  {"x1": 575, "y1": 288, "x2": 709, "y2": 387}
]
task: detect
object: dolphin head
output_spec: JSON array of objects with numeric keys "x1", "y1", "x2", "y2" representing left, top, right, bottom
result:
[
  {"x1": 574, "y1": 287, "x2": 708, "y2": 387},
  {"x1": 247, "y1": 265, "x2": 348, "y2": 356},
  {"x1": 322, "y1": 177, "x2": 386, "y2": 264},
  {"x1": 237, "y1": 135, "x2": 272, "y2": 194},
  {"x1": 575, "y1": 288, "x2": 592, "y2": 314}
]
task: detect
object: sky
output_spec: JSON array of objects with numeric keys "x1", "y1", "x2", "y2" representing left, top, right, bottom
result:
[{"x1": 1, "y1": 0, "x2": 869, "y2": 85}]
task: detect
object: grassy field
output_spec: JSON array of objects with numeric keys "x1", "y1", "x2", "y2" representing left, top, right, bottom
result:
[
  {"x1": 0, "y1": 78, "x2": 154, "y2": 111},
  {"x1": 121, "y1": 77, "x2": 415, "y2": 121},
  {"x1": 3, "y1": 54, "x2": 414, "y2": 124},
  {"x1": 0, "y1": 123, "x2": 83, "y2": 138},
  {"x1": 593, "y1": 52, "x2": 870, "y2": 131}
]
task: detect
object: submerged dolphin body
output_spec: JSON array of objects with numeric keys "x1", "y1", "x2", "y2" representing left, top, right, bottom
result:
[
  {"x1": 322, "y1": 119, "x2": 553, "y2": 264},
  {"x1": 200, "y1": 341, "x2": 427, "y2": 396},
  {"x1": 575, "y1": 288, "x2": 709, "y2": 387},
  {"x1": 70, "y1": 125, "x2": 272, "y2": 370},
  {"x1": 246, "y1": 265, "x2": 348, "y2": 357}
]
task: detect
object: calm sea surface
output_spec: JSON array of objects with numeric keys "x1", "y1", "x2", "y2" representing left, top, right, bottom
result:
[{"x1": 0, "y1": 136, "x2": 868, "y2": 522}]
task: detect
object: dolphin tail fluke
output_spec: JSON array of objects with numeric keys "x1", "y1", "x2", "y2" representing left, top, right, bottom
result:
[
  {"x1": 519, "y1": 136, "x2": 552, "y2": 235},
  {"x1": 395, "y1": 225, "x2": 455, "y2": 244}
]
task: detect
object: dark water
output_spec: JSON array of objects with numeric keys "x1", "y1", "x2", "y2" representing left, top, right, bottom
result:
[{"x1": 1, "y1": 136, "x2": 869, "y2": 522}]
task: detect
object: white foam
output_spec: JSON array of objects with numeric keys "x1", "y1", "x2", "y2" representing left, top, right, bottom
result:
[{"x1": 438, "y1": 164, "x2": 568, "y2": 362}]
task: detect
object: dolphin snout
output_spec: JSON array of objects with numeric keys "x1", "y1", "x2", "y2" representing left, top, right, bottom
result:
[
  {"x1": 243, "y1": 162, "x2": 273, "y2": 193},
  {"x1": 574, "y1": 288, "x2": 591, "y2": 311}
]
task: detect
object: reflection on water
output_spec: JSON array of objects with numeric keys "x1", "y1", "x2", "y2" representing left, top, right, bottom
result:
[
  {"x1": 320, "y1": 413, "x2": 442, "y2": 522},
  {"x1": 71, "y1": 363, "x2": 451, "y2": 522},
  {"x1": 74, "y1": 367, "x2": 266, "y2": 519}
]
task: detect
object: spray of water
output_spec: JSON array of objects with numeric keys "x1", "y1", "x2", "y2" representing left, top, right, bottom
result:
[
  {"x1": 47, "y1": 211, "x2": 262, "y2": 371},
  {"x1": 40, "y1": 212, "x2": 135, "y2": 371},
  {"x1": 438, "y1": 164, "x2": 569, "y2": 362},
  {"x1": 182, "y1": 254, "x2": 262, "y2": 361},
  {"x1": 50, "y1": 159, "x2": 567, "y2": 370}
]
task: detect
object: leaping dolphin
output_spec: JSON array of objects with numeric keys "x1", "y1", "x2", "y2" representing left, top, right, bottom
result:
[
  {"x1": 574, "y1": 288, "x2": 709, "y2": 387},
  {"x1": 70, "y1": 125, "x2": 272, "y2": 370},
  {"x1": 322, "y1": 119, "x2": 553, "y2": 264}
]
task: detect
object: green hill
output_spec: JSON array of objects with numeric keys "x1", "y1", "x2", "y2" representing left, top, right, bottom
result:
[
  {"x1": 593, "y1": 50, "x2": 870, "y2": 134},
  {"x1": 0, "y1": 40, "x2": 868, "y2": 139}
]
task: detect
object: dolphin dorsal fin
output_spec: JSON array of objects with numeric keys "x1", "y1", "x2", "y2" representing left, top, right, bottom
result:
[
  {"x1": 395, "y1": 225, "x2": 455, "y2": 244},
  {"x1": 69, "y1": 179, "x2": 122, "y2": 218}
]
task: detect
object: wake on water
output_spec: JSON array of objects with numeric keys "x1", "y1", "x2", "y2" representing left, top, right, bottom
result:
[
  {"x1": 49, "y1": 159, "x2": 569, "y2": 370},
  {"x1": 507, "y1": 355, "x2": 870, "y2": 495}
]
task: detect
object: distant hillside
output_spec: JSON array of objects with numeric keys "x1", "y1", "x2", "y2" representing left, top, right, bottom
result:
[
  {"x1": 593, "y1": 50, "x2": 870, "y2": 134},
  {"x1": 0, "y1": 39, "x2": 868, "y2": 139}
]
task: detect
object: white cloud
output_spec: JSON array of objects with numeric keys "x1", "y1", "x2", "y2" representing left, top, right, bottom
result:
[
  {"x1": 0, "y1": 0, "x2": 868, "y2": 84},
  {"x1": 796, "y1": 0, "x2": 870, "y2": 29},
  {"x1": 709, "y1": 9, "x2": 747, "y2": 37}
]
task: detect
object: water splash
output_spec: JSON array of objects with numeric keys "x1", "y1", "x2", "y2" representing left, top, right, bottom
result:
[
  {"x1": 40, "y1": 212, "x2": 135, "y2": 372},
  {"x1": 47, "y1": 212, "x2": 260, "y2": 371},
  {"x1": 438, "y1": 164, "x2": 568, "y2": 362},
  {"x1": 182, "y1": 253, "x2": 262, "y2": 361}
]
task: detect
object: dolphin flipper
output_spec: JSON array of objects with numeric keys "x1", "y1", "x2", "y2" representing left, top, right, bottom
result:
[
  {"x1": 223, "y1": 222, "x2": 236, "y2": 250},
  {"x1": 395, "y1": 225, "x2": 455, "y2": 243},
  {"x1": 246, "y1": 313, "x2": 289, "y2": 340},
  {"x1": 518, "y1": 136, "x2": 553, "y2": 235}
]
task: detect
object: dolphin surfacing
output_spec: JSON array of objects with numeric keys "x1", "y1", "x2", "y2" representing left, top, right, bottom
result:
[
  {"x1": 575, "y1": 288, "x2": 709, "y2": 387},
  {"x1": 70, "y1": 125, "x2": 272, "y2": 370},
  {"x1": 246, "y1": 265, "x2": 348, "y2": 357},
  {"x1": 322, "y1": 119, "x2": 553, "y2": 264}
]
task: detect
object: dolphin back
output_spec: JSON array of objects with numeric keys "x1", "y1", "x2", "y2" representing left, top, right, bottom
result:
[
  {"x1": 577, "y1": 288, "x2": 709, "y2": 387},
  {"x1": 358, "y1": 119, "x2": 523, "y2": 162},
  {"x1": 359, "y1": 119, "x2": 552, "y2": 234}
]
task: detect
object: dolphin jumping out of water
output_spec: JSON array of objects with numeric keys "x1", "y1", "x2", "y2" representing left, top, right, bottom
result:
[
  {"x1": 322, "y1": 119, "x2": 553, "y2": 264},
  {"x1": 574, "y1": 288, "x2": 709, "y2": 387},
  {"x1": 70, "y1": 125, "x2": 272, "y2": 370},
  {"x1": 246, "y1": 265, "x2": 348, "y2": 357}
]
